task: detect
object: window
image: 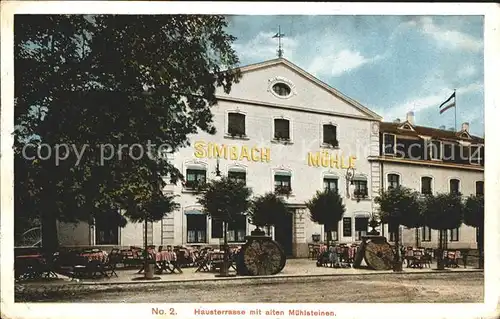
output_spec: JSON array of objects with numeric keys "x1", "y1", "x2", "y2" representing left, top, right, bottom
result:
[
  {"x1": 274, "y1": 119, "x2": 290, "y2": 140},
  {"x1": 342, "y1": 217, "x2": 352, "y2": 237},
  {"x1": 228, "y1": 170, "x2": 246, "y2": 185},
  {"x1": 422, "y1": 226, "x2": 431, "y2": 242},
  {"x1": 185, "y1": 169, "x2": 206, "y2": 189},
  {"x1": 388, "y1": 223, "x2": 397, "y2": 242},
  {"x1": 228, "y1": 215, "x2": 247, "y2": 242},
  {"x1": 272, "y1": 83, "x2": 291, "y2": 97},
  {"x1": 353, "y1": 179, "x2": 368, "y2": 198},
  {"x1": 421, "y1": 177, "x2": 432, "y2": 195},
  {"x1": 323, "y1": 177, "x2": 338, "y2": 192},
  {"x1": 459, "y1": 145, "x2": 470, "y2": 164},
  {"x1": 443, "y1": 143, "x2": 454, "y2": 161},
  {"x1": 95, "y1": 219, "x2": 119, "y2": 245},
  {"x1": 387, "y1": 174, "x2": 400, "y2": 189},
  {"x1": 429, "y1": 140, "x2": 442, "y2": 160},
  {"x1": 227, "y1": 113, "x2": 246, "y2": 137},
  {"x1": 383, "y1": 133, "x2": 396, "y2": 155},
  {"x1": 323, "y1": 124, "x2": 338, "y2": 146},
  {"x1": 476, "y1": 227, "x2": 480, "y2": 243},
  {"x1": 449, "y1": 179, "x2": 460, "y2": 194},
  {"x1": 274, "y1": 174, "x2": 291, "y2": 194},
  {"x1": 450, "y1": 228, "x2": 459, "y2": 241},
  {"x1": 470, "y1": 145, "x2": 482, "y2": 165},
  {"x1": 325, "y1": 222, "x2": 339, "y2": 241},
  {"x1": 211, "y1": 218, "x2": 223, "y2": 239},
  {"x1": 187, "y1": 214, "x2": 206, "y2": 243},
  {"x1": 355, "y1": 217, "x2": 369, "y2": 241},
  {"x1": 476, "y1": 181, "x2": 484, "y2": 196}
]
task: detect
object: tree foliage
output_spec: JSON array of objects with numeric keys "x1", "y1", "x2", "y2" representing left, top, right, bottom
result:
[
  {"x1": 374, "y1": 186, "x2": 422, "y2": 228},
  {"x1": 248, "y1": 192, "x2": 289, "y2": 228},
  {"x1": 196, "y1": 176, "x2": 252, "y2": 223},
  {"x1": 463, "y1": 194, "x2": 484, "y2": 228},
  {"x1": 421, "y1": 193, "x2": 463, "y2": 231},
  {"x1": 307, "y1": 190, "x2": 345, "y2": 232},
  {"x1": 14, "y1": 15, "x2": 241, "y2": 250}
]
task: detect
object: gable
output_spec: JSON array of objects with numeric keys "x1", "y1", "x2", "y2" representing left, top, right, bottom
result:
[{"x1": 215, "y1": 59, "x2": 381, "y2": 120}]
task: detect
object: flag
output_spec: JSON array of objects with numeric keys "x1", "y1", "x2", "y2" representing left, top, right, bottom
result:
[
  {"x1": 439, "y1": 92, "x2": 456, "y2": 114},
  {"x1": 272, "y1": 33, "x2": 279, "y2": 38}
]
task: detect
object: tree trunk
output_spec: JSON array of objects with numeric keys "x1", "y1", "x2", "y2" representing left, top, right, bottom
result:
[
  {"x1": 478, "y1": 226, "x2": 484, "y2": 269},
  {"x1": 437, "y1": 229, "x2": 444, "y2": 270},
  {"x1": 41, "y1": 209, "x2": 58, "y2": 256},
  {"x1": 393, "y1": 224, "x2": 402, "y2": 272},
  {"x1": 325, "y1": 226, "x2": 332, "y2": 250},
  {"x1": 415, "y1": 227, "x2": 420, "y2": 248},
  {"x1": 220, "y1": 221, "x2": 229, "y2": 276}
]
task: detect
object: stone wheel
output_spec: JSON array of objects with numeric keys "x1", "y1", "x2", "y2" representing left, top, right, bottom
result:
[
  {"x1": 241, "y1": 238, "x2": 286, "y2": 276},
  {"x1": 364, "y1": 239, "x2": 395, "y2": 270}
]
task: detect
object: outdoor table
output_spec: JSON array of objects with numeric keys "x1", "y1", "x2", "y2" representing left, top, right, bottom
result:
[
  {"x1": 155, "y1": 251, "x2": 182, "y2": 274},
  {"x1": 80, "y1": 251, "x2": 108, "y2": 263}
]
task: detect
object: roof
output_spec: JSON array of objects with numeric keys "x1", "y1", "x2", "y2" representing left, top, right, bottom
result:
[
  {"x1": 380, "y1": 121, "x2": 484, "y2": 144},
  {"x1": 237, "y1": 58, "x2": 382, "y2": 121}
]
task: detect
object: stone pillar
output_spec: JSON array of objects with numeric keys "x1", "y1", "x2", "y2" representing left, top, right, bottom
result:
[{"x1": 293, "y1": 208, "x2": 308, "y2": 258}]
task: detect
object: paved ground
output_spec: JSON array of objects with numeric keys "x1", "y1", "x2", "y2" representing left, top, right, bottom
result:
[
  {"x1": 16, "y1": 258, "x2": 481, "y2": 286},
  {"x1": 15, "y1": 259, "x2": 483, "y2": 303},
  {"x1": 18, "y1": 272, "x2": 483, "y2": 303}
]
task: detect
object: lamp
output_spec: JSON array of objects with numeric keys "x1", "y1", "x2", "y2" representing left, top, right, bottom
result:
[
  {"x1": 345, "y1": 166, "x2": 356, "y2": 198},
  {"x1": 214, "y1": 155, "x2": 222, "y2": 181}
]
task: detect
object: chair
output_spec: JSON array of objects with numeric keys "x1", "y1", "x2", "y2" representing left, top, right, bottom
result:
[{"x1": 102, "y1": 254, "x2": 120, "y2": 277}]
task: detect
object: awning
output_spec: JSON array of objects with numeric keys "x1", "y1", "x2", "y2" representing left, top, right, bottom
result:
[
  {"x1": 228, "y1": 166, "x2": 246, "y2": 173},
  {"x1": 184, "y1": 209, "x2": 205, "y2": 215},
  {"x1": 274, "y1": 170, "x2": 291, "y2": 176},
  {"x1": 353, "y1": 174, "x2": 368, "y2": 181}
]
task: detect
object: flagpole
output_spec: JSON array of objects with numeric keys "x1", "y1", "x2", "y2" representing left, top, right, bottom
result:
[{"x1": 454, "y1": 89, "x2": 457, "y2": 131}]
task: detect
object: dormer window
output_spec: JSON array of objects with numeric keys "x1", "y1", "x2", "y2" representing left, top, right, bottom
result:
[
  {"x1": 401, "y1": 123, "x2": 413, "y2": 130},
  {"x1": 274, "y1": 119, "x2": 290, "y2": 140},
  {"x1": 228, "y1": 113, "x2": 246, "y2": 137},
  {"x1": 383, "y1": 133, "x2": 396, "y2": 155},
  {"x1": 323, "y1": 124, "x2": 338, "y2": 147}
]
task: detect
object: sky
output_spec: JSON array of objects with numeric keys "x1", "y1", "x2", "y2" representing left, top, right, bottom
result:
[{"x1": 225, "y1": 15, "x2": 484, "y2": 137}]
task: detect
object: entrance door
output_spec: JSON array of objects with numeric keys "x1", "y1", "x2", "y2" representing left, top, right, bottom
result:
[{"x1": 274, "y1": 211, "x2": 293, "y2": 257}]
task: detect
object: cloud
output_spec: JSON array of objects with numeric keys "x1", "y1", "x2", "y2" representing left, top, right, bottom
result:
[
  {"x1": 382, "y1": 82, "x2": 483, "y2": 121},
  {"x1": 232, "y1": 31, "x2": 299, "y2": 62},
  {"x1": 308, "y1": 49, "x2": 385, "y2": 77},
  {"x1": 457, "y1": 65, "x2": 477, "y2": 78},
  {"x1": 406, "y1": 17, "x2": 483, "y2": 52}
]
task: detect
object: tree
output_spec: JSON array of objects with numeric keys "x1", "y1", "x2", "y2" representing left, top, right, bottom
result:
[
  {"x1": 14, "y1": 15, "x2": 241, "y2": 253},
  {"x1": 421, "y1": 193, "x2": 463, "y2": 270},
  {"x1": 248, "y1": 192, "x2": 289, "y2": 235},
  {"x1": 306, "y1": 190, "x2": 345, "y2": 249},
  {"x1": 463, "y1": 194, "x2": 484, "y2": 268},
  {"x1": 196, "y1": 176, "x2": 252, "y2": 276},
  {"x1": 374, "y1": 186, "x2": 421, "y2": 271}
]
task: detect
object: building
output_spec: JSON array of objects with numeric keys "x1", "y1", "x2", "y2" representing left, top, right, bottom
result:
[
  {"x1": 57, "y1": 58, "x2": 484, "y2": 256},
  {"x1": 373, "y1": 114, "x2": 484, "y2": 249}
]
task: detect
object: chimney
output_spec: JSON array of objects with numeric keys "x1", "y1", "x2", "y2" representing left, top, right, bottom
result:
[
  {"x1": 406, "y1": 111, "x2": 415, "y2": 125},
  {"x1": 439, "y1": 125, "x2": 446, "y2": 130},
  {"x1": 461, "y1": 122, "x2": 469, "y2": 132},
  {"x1": 394, "y1": 118, "x2": 401, "y2": 123}
]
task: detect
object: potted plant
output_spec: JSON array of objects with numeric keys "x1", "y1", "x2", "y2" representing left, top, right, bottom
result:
[
  {"x1": 312, "y1": 233, "x2": 321, "y2": 242},
  {"x1": 275, "y1": 185, "x2": 292, "y2": 197},
  {"x1": 368, "y1": 214, "x2": 380, "y2": 235},
  {"x1": 324, "y1": 139, "x2": 339, "y2": 148}
]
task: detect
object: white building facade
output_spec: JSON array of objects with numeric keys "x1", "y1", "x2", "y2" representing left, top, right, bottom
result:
[{"x1": 57, "y1": 58, "x2": 484, "y2": 256}]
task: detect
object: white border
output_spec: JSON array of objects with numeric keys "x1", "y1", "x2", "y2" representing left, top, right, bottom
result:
[{"x1": 1, "y1": 2, "x2": 499, "y2": 319}]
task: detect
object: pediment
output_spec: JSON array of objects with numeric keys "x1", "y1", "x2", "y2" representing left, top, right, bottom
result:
[{"x1": 216, "y1": 58, "x2": 382, "y2": 121}]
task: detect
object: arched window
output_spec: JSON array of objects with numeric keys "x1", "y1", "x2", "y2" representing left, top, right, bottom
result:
[{"x1": 387, "y1": 174, "x2": 400, "y2": 189}]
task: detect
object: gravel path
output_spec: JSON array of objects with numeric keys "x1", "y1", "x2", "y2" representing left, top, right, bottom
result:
[{"x1": 17, "y1": 272, "x2": 483, "y2": 303}]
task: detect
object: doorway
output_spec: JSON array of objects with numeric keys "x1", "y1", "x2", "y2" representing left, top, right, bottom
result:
[{"x1": 274, "y1": 211, "x2": 294, "y2": 257}]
